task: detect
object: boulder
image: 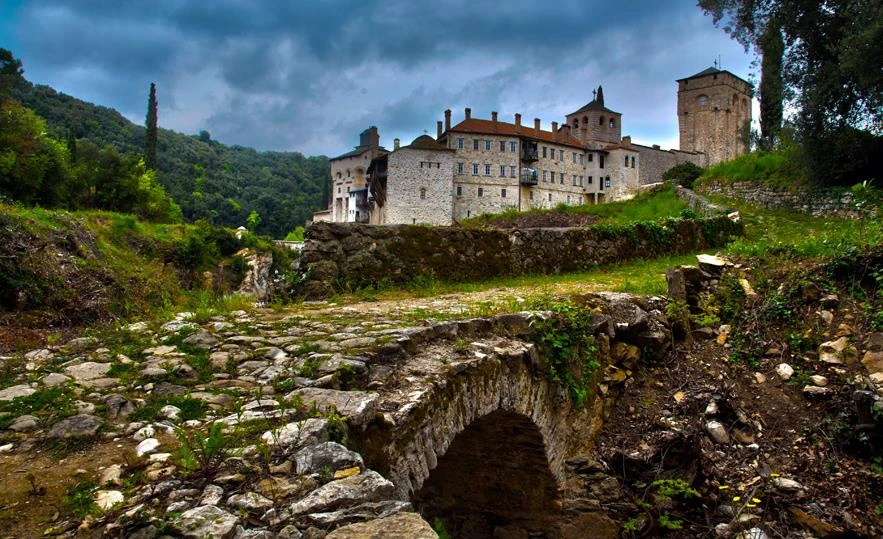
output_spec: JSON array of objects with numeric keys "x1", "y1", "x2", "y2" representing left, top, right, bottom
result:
[
  {"x1": 294, "y1": 442, "x2": 364, "y2": 475},
  {"x1": 226, "y1": 491, "x2": 273, "y2": 512},
  {"x1": 8, "y1": 414, "x2": 40, "y2": 432},
  {"x1": 325, "y1": 512, "x2": 436, "y2": 539},
  {"x1": 287, "y1": 388, "x2": 378, "y2": 427},
  {"x1": 64, "y1": 361, "x2": 112, "y2": 381},
  {"x1": 289, "y1": 470, "x2": 395, "y2": 515},
  {"x1": 175, "y1": 505, "x2": 239, "y2": 538},
  {"x1": 104, "y1": 394, "x2": 135, "y2": 422},
  {"x1": 262, "y1": 418, "x2": 329, "y2": 453},
  {"x1": 0, "y1": 384, "x2": 36, "y2": 401},
  {"x1": 46, "y1": 414, "x2": 102, "y2": 439}
]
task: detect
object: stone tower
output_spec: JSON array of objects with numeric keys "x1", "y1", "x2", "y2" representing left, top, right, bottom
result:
[
  {"x1": 677, "y1": 67, "x2": 753, "y2": 165},
  {"x1": 565, "y1": 85, "x2": 622, "y2": 145}
]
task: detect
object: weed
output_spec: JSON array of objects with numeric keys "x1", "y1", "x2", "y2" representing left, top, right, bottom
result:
[
  {"x1": 432, "y1": 517, "x2": 452, "y2": 539},
  {"x1": 651, "y1": 479, "x2": 701, "y2": 500},
  {"x1": 529, "y1": 300, "x2": 600, "y2": 406},
  {"x1": 657, "y1": 512, "x2": 683, "y2": 531},
  {"x1": 173, "y1": 422, "x2": 230, "y2": 477},
  {"x1": 0, "y1": 385, "x2": 78, "y2": 430},
  {"x1": 61, "y1": 479, "x2": 98, "y2": 518}
]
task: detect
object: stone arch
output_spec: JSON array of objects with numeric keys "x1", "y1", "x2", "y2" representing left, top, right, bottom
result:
[
  {"x1": 413, "y1": 410, "x2": 561, "y2": 538},
  {"x1": 362, "y1": 356, "x2": 570, "y2": 497},
  {"x1": 358, "y1": 351, "x2": 574, "y2": 536}
]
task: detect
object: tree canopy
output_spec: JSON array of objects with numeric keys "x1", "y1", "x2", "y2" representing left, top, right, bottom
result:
[
  {"x1": 12, "y1": 74, "x2": 329, "y2": 236},
  {"x1": 699, "y1": 0, "x2": 882, "y2": 184}
]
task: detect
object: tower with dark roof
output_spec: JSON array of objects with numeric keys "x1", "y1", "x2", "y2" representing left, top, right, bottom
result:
[
  {"x1": 677, "y1": 67, "x2": 753, "y2": 165},
  {"x1": 564, "y1": 86, "x2": 622, "y2": 145}
]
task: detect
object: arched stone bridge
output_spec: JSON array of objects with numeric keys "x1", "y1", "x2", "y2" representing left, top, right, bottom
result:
[{"x1": 294, "y1": 293, "x2": 671, "y2": 538}]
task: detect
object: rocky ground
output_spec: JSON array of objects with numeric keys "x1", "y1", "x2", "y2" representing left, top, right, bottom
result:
[{"x1": 0, "y1": 253, "x2": 880, "y2": 538}]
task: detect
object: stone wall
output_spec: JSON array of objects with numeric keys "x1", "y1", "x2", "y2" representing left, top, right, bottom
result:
[
  {"x1": 698, "y1": 180, "x2": 865, "y2": 217},
  {"x1": 385, "y1": 147, "x2": 454, "y2": 225},
  {"x1": 298, "y1": 217, "x2": 743, "y2": 297},
  {"x1": 634, "y1": 143, "x2": 705, "y2": 186}
]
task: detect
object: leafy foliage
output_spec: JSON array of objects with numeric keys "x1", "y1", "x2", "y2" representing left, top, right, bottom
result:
[
  {"x1": 698, "y1": 0, "x2": 882, "y2": 185},
  {"x1": 12, "y1": 76, "x2": 329, "y2": 237},
  {"x1": 529, "y1": 300, "x2": 600, "y2": 406},
  {"x1": 662, "y1": 162, "x2": 704, "y2": 190},
  {"x1": 173, "y1": 422, "x2": 230, "y2": 477}
]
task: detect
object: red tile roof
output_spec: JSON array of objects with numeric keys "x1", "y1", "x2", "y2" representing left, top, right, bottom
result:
[{"x1": 447, "y1": 118, "x2": 586, "y2": 149}]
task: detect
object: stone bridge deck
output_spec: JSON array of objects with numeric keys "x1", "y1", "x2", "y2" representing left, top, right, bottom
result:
[{"x1": 2, "y1": 289, "x2": 673, "y2": 538}]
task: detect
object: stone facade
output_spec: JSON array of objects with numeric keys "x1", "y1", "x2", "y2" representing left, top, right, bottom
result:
[
  {"x1": 329, "y1": 127, "x2": 387, "y2": 223},
  {"x1": 678, "y1": 68, "x2": 752, "y2": 165},
  {"x1": 314, "y1": 70, "x2": 751, "y2": 225},
  {"x1": 383, "y1": 139, "x2": 455, "y2": 226}
]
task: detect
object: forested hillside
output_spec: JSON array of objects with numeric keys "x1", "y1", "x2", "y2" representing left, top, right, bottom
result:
[{"x1": 12, "y1": 80, "x2": 329, "y2": 238}]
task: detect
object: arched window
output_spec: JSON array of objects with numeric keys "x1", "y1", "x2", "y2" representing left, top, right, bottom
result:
[
  {"x1": 574, "y1": 119, "x2": 579, "y2": 128},
  {"x1": 732, "y1": 94, "x2": 739, "y2": 106},
  {"x1": 599, "y1": 115, "x2": 605, "y2": 126},
  {"x1": 583, "y1": 115, "x2": 588, "y2": 125},
  {"x1": 608, "y1": 118, "x2": 616, "y2": 128},
  {"x1": 698, "y1": 95, "x2": 708, "y2": 108},
  {"x1": 420, "y1": 188, "x2": 426, "y2": 200}
]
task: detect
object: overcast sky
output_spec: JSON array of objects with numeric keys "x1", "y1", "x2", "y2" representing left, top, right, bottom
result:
[{"x1": 2, "y1": 0, "x2": 755, "y2": 157}]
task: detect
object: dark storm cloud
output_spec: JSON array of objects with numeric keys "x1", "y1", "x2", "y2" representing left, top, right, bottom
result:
[{"x1": 9, "y1": 0, "x2": 752, "y2": 154}]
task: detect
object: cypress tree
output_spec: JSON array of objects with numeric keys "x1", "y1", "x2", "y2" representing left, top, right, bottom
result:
[
  {"x1": 758, "y1": 23, "x2": 784, "y2": 150},
  {"x1": 66, "y1": 129, "x2": 77, "y2": 164},
  {"x1": 145, "y1": 82, "x2": 158, "y2": 170}
]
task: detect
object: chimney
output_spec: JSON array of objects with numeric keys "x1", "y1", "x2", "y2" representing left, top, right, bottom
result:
[
  {"x1": 437, "y1": 121, "x2": 443, "y2": 139},
  {"x1": 551, "y1": 122, "x2": 558, "y2": 141},
  {"x1": 622, "y1": 135, "x2": 631, "y2": 145},
  {"x1": 515, "y1": 113, "x2": 522, "y2": 127},
  {"x1": 444, "y1": 109, "x2": 451, "y2": 130},
  {"x1": 465, "y1": 107, "x2": 471, "y2": 120},
  {"x1": 534, "y1": 118, "x2": 541, "y2": 133},
  {"x1": 394, "y1": 138, "x2": 400, "y2": 150},
  {"x1": 491, "y1": 111, "x2": 498, "y2": 122}
]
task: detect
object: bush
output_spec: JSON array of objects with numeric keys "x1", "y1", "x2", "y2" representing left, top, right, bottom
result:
[{"x1": 663, "y1": 162, "x2": 704, "y2": 190}]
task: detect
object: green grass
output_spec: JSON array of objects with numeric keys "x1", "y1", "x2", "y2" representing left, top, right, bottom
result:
[
  {"x1": 460, "y1": 185, "x2": 689, "y2": 227},
  {"x1": 697, "y1": 150, "x2": 805, "y2": 190},
  {"x1": 715, "y1": 196, "x2": 883, "y2": 260}
]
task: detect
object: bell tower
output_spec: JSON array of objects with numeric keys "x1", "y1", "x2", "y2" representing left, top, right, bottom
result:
[{"x1": 677, "y1": 67, "x2": 753, "y2": 165}]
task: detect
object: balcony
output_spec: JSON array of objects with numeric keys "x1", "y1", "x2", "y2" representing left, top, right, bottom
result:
[
  {"x1": 520, "y1": 168, "x2": 538, "y2": 186},
  {"x1": 520, "y1": 140, "x2": 538, "y2": 162}
]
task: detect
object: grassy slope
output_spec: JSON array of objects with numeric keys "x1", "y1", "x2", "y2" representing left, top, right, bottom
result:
[
  {"x1": 0, "y1": 204, "x2": 267, "y2": 350},
  {"x1": 460, "y1": 185, "x2": 689, "y2": 228}
]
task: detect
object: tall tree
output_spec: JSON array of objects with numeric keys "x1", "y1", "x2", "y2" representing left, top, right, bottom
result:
[
  {"x1": 758, "y1": 23, "x2": 784, "y2": 150},
  {"x1": 699, "y1": 0, "x2": 882, "y2": 183},
  {"x1": 0, "y1": 48, "x2": 24, "y2": 97},
  {"x1": 145, "y1": 82, "x2": 158, "y2": 170}
]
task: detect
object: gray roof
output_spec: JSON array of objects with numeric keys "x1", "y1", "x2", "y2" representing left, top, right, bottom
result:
[{"x1": 677, "y1": 67, "x2": 753, "y2": 86}]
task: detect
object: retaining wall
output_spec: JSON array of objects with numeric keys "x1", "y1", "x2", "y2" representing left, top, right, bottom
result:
[{"x1": 298, "y1": 217, "x2": 743, "y2": 297}]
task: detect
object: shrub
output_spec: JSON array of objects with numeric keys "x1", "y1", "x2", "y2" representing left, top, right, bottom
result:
[{"x1": 663, "y1": 162, "x2": 704, "y2": 190}]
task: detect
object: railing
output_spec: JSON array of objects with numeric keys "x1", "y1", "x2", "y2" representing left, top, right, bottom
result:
[{"x1": 520, "y1": 169, "x2": 538, "y2": 185}]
